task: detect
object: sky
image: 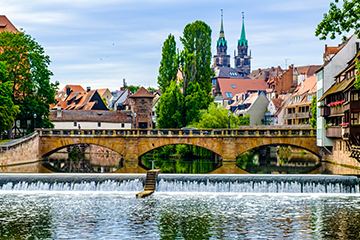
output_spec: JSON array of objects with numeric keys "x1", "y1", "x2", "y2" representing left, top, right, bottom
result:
[{"x1": 2, "y1": 0, "x2": 346, "y2": 91}]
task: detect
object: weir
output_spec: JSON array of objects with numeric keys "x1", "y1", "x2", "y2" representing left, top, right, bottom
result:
[{"x1": 0, "y1": 174, "x2": 359, "y2": 194}]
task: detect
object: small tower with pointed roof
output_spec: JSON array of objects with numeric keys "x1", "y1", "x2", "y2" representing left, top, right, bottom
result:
[
  {"x1": 235, "y1": 12, "x2": 251, "y2": 76},
  {"x1": 213, "y1": 9, "x2": 231, "y2": 68}
]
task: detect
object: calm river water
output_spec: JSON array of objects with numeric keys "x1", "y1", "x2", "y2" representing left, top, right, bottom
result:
[{"x1": 1, "y1": 176, "x2": 360, "y2": 239}]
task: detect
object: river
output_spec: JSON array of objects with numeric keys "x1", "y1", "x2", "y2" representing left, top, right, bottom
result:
[{"x1": 0, "y1": 174, "x2": 360, "y2": 239}]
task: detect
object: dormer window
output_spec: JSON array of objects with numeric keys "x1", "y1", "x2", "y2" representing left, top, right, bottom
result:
[{"x1": 229, "y1": 72, "x2": 237, "y2": 76}]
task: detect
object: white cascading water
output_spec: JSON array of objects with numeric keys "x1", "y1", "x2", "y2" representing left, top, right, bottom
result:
[
  {"x1": 0, "y1": 178, "x2": 359, "y2": 193},
  {"x1": 0, "y1": 179, "x2": 144, "y2": 192}
]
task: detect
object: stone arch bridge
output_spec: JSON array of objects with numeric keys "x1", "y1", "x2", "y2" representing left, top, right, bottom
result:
[{"x1": 37, "y1": 127, "x2": 320, "y2": 173}]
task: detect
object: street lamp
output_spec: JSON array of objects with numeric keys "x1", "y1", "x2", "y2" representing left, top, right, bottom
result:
[
  {"x1": 42, "y1": 115, "x2": 45, "y2": 128},
  {"x1": 33, "y1": 113, "x2": 37, "y2": 130},
  {"x1": 130, "y1": 112, "x2": 133, "y2": 129},
  {"x1": 228, "y1": 111, "x2": 231, "y2": 129},
  {"x1": 134, "y1": 113, "x2": 137, "y2": 129}
]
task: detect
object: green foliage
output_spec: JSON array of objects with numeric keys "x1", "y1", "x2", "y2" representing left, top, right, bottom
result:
[
  {"x1": 355, "y1": 59, "x2": 360, "y2": 89},
  {"x1": 239, "y1": 114, "x2": 250, "y2": 126},
  {"x1": 155, "y1": 81, "x2": 184, "y2": 128},
  {"x1": 236, "y1": 149, "x2": 256, "y2": 169},
  {"x1": 310, "y1": 95, "x2": 317, "y2": 129},
  {"x1": 315, "y1": 0, "x2": 360, "y2": 40},
  {"x1": 156, "y1": 21, "x2": 213, "y2": 128},
  {"x1": 0, "y1": 81, "x2": 20, "y2": 132},
  {"x1": 102, "y1": 97, "x2": 108, "y2": 107},
  {"x1": 0, "y1": 30, "x2": 58, "y2": 130},
  {"x1": 179, "y1": 21, "x2": 213, "y2": 102},
  {"x1": 157, "y1": 34, "x2": 178, "y2": 92},
  {"x1": 125, "y1": 85, "x2": 140, "y2": 94},
  {"x1": 190, "y1": 103, "x2": 240, "y2": 128},
  {"x1": 255, "y1": 121, "x2": 259, "y2": 126}
]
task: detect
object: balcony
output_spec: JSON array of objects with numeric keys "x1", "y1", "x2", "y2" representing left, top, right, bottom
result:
[
  {"x1": 326, "y1": 126, "x2": 342, "y2": 138},
  {"x1": 329, "y1": 106, "x2": 345, "y2": 116},
  {"x1": 320, "y1": 106, "x2": 330, "y2": 117}
]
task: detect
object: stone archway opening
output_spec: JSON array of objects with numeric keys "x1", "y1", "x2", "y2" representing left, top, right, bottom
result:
[
  {"x1": 139, "y1": 144, "x2": 222, "y2": 173},
  {"x1": 42, "y1": 144, "x2": 124, "y2": 173},
  {"x1": 236, "y1": 144, "x2": 321, "y2": 174}
]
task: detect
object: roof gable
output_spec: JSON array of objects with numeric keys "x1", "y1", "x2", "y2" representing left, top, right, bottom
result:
[
  {"x1": 130, "y1": 87, "x2": 154, "y2": 98},
  {"x1": 0, "y1": 15, "x2": 17, "y2": 33}
]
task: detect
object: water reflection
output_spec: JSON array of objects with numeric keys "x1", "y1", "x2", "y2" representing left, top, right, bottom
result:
[
  {"x1": 1, "y1": 193, "x2": 360, "y2": 238},
  {"x1": 44, "y1": 144, "x2": 122, "y2": 173},
  {"x1": 237, "y1": 145, "x2": 321, "y2": 174}
]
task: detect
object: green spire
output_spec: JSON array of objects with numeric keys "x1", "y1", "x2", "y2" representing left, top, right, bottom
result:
[
  {"x1": 238, "y1": 12, "x2": 248, "y2": 47},
  {"x1": 217, "y1": 9, "x2": 227, "y2": 47}
]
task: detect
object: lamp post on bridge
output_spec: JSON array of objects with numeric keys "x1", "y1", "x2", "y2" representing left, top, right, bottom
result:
[
  {"x1": 131, "y1": 112, "x2": 133, "y2": 129},
  {"x1": 33, "y1": 113, "x2": 37, "y2": 131},
  {"x1": 42, "y1": 115, "x2": 44, "y2": 129},
  {"x1": 228, "y1": 111, "x2": 231, "y2": 129}
]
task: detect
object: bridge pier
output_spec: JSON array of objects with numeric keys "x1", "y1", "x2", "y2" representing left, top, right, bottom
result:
[{"x1": 210, "y1": 159, "x2": 248, "y2": 174}]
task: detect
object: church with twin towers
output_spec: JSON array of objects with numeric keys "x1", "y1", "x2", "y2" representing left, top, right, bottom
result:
[{"x1": 213, "y1": 10, "x2": 251, "y2": 77}]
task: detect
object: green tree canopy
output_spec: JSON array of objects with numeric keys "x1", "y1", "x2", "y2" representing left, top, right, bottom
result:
[
  {"x1": 310, "y1": 95, "x2": 317, "y2": 129},
  {"x1": 0, "y1": 62, "x2": 20, "y2": 133},
  {"x1": 190, "y1": 103, "x2": 240, "y2": 128},
  {"x1": 155, "y1": 21, "x2": 213, "y2": 128},
  {"x1": 157, "y1": 34, "x2": 178, "y2": 92},
  {"x1": 155, "y1": 81, "x2": 184, "y2": 128},
  {"x1": 316, "y1": 0, "x2": 360, "y2": 40},
  {"x1": 0, "y1": 30, "x2": 58, "y2": 132}
]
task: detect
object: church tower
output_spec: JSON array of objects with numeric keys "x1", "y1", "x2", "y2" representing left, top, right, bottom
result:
[
  {"x1": 213, "y1": 9, "x2": 230, "y2": 68},
  {"x1": 235, "y1": 12, "x2": 251, "y2": 76}
]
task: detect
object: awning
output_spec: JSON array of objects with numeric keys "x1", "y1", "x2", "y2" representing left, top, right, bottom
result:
[{"x1": 318, "y1": 77, "x2": 355, "y2": 102}]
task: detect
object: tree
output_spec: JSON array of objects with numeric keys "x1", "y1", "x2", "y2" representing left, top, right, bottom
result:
[
  {"x1": 157, "y1": 34, "x2": 178, "y2": 92},
  {"x1": 156, "y1": 21, "x2": 214, "y2": 128},
  {"x1": 0, "y1": 62, "x2": 20, "y2": 136},
  {"x1": 155, "y1": 81, "x2": 185, "y2": 128},
  {"x1": 310, "y1": 95, "x2": 317, "y2": 129},
  {"x1": 179, "y1": 20, "x2": 213, "y2": 103},
  {"x1": 239, "y1": 114, "x2": 250, "y2": 126},
  {"x1": 0, "y1": 30, "x2": 58, "y2": 133},
  {"x1": 190, "y1": 103, "x2": 240, "y2": 128},
  {"x1": 315, "y1": 0, "x2": 360, "y2": 40}
]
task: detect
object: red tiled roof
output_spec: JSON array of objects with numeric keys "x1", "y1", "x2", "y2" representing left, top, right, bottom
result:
[
  {"x1": 60, "y1": 85, "x2": 85, "y2": 92},
  {"x1": 272, "y1": 98, "x2": 283, "y2": 108},
  {"x1": 50, "y1": 110, "x2": 131, "y2": 123},
  {"x1": 0, "y1": 15, "x2": 17, "y2": 33},
  {"x1": 217, "y1": 78, "x2": 267, "y2": 100},
  {"x1": 295, "y1": 65, "x2": 321, "y2": 76},
  {"x1": 130, "y1": 87, "x2": 154, "y2": 98}
]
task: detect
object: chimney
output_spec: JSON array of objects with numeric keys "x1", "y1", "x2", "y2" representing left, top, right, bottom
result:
[
  {"x1": 57, "y1": 106, "x2": 62, "y2": 118},
  {"x1": 66, "y1": 86, "x2": 71, "y2": 96},
  {"x1": 87, "y1": 86, "x2": 91, "y2": 92}
]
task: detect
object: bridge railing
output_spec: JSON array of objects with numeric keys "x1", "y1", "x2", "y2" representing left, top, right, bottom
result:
[{"x1": 38, "y1": 128, "x2": 316, "y2": 137}]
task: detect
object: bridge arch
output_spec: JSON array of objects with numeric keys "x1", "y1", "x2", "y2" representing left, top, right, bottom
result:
[{"x1": 137, "y1": 138, "x2": 223, "y2": 158}]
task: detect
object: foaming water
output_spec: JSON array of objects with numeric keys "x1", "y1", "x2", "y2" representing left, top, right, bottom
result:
[
  {"x1": 0, "y1": 174, "x2": 359, "y2": 194},
  {"x1": 0, "y1": 180, "x2": 143, "y2": 192}
]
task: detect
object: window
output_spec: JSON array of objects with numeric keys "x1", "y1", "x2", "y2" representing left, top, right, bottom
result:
[
  {"x1": 225, "y1": 92, "x2": 233, "y2": 98},
  {"x1": 232, "y1": 85, "x2": 236, "y2": 89},
  {"x1": 351, "y1": 112, "x2": 359, "y2": 124},
  {"x1": 351, "y1": 92, "x2": 359, "y2": 101},
  {"x1": 121, "y1": 123, "x2": 125, "y2": 128},
  {"x1": 98, "y1": 122, "x2": 101, "y2": 127},
  {"x1": 74, "y1": 122, "x2": 77, "y2": 127},
  {"x1": 229, "y1": 72, "x2": 237, "y2": 76}
]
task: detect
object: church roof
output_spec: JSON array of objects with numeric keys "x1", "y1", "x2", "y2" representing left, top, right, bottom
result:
[
  {"x1": 213, "y1": 66, "x2": 249, "y2": 79},
  {"x1": 238, "y1": 13, "x2": 248, "y2": 47},
  {"x1": 217, "y1": 9, "x2": 227, "y2": 47},
  {"x1": 129, "y1": 87, "x2": 155, "y2": 98}
]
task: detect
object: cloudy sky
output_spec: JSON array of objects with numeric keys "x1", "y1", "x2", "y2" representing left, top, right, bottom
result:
[{"x1": 2, "y1": 0, "x2": 345, "y2": 91}]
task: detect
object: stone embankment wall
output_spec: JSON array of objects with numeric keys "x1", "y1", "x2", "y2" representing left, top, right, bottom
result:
[
  {"x1": 0, "y1": 133, "x2": 40, "y2": 166},
  {"x1": 322, "y1": 139, "x2": 360, "y2": 174}
]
